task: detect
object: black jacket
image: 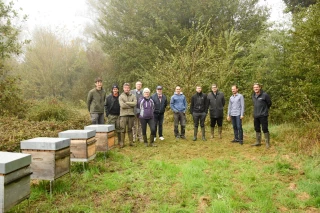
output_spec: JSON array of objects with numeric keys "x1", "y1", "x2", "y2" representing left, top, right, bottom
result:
[
  {"x1": 190, "y1": 92, "x2": 208, "y2": 114},
  {"x1": 151, "y1": 93, "x2": 167, "y2": 114},
  {"x1": 207, "y1": 90, "x2": 225, "y2": 118},
  {"x1": 104, "y1": 93, "x2": 120, "y2": 116},
  {"x1": 252, "y1": 90, "x2": 272, "y2": 118}
]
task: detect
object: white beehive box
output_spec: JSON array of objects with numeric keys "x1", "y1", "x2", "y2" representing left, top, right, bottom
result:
[
  {"x1": 84, "y1": 125, "x2": 115, "y2": 151},
  {"x1": 58, "y1": 130, "x2": 96, "y2": 162},
  {"x1": 0, "y1": 152, "x2": 31, "y2": 212},
  {"x1": 20, "y1": 137, "x2": 71, "y2": 181}
]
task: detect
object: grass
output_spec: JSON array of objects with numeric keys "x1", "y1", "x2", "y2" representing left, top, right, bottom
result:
[{"x1": 7, "y1": 121, "x2": 320, "y2": 213}]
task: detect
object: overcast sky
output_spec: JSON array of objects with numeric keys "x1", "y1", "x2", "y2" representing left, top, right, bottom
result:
[{"x1": 13, "y1": 0, "x2": 290, "y2": 40}]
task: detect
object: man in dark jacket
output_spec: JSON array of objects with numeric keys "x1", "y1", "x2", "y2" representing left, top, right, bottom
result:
[
  {"x1": 105, "y1": 85, "x2": 121, "y2": 145},
  {"x1": 207, "y1": 84, "x2": 225, "y2": 139},
  {"x1": 190, "y1": 86, "x2": 208, "y2": 141},
  {"x1": 87, "y1": 77, "x2": 106, "y2": 124},
  {"x1": 151, "y1": 85, "x2": 168, "y2": 141},
  {"x1": 251, "y1": 83, "x2": 272, "y2": 148}
]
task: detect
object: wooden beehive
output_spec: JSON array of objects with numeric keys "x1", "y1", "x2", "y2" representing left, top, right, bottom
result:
[
  {"x1": 0, "y1": 152, "x2": 31, "y2": 212},
  {"x1": 58, "y1": 130, "x2": 96, "y2": 162},
  {"x1": 20, "y1": 137, "x2": 70, "y2": 181},
  {"x1": 84, "y1": 125, "x2": 115, "y2": 151}
]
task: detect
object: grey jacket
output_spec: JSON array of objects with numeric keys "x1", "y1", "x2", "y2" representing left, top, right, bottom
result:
[
  {"x1": 207, "y1": 90, "x2": 225, "y2": 118},
  {"x1": 131, "y1": 89, "x2": 144, "y2": 114}
]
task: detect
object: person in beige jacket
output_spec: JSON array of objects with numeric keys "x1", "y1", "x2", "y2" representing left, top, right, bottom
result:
[{"x1": 119, "y1": 83, "x2": 137, "y2": 148}]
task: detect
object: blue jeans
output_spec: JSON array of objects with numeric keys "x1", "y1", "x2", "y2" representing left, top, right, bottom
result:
[{"x1": 231, "y1": 116, "x2": 243, "y2": 141}]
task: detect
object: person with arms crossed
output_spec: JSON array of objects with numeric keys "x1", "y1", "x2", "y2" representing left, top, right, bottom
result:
[{"x1": 119, "y1": 83, "x2": 137, "y2": 148}]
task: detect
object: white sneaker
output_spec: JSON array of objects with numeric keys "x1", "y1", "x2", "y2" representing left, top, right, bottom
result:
[{"x1": 159, "y1": 136, "x2": 165, "y2": 140}]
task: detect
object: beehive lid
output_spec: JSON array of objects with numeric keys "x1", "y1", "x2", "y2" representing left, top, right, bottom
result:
[
  {"x1": 0, "y1": 152, "x2": 31, "y2": 174},
  {"x1": 84, "y1": 124, "x2": 115, "y2": 132},
  {"x1": 58, "y1": 130, "x2": 96, "y2": 139},
  {"x1": 20, "y1": 137, "x2": 70, "y2": 150}
]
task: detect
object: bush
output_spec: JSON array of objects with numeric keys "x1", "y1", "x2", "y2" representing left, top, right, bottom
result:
[{"x1": 26, "y1": 98, "x2": 76, "y2": 121}]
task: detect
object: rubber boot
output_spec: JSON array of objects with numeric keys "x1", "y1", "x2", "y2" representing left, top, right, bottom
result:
[
  {"x1": 265, "y1": 132, "x2": 270, "y2": 148},
  {"x1": 150, "y1": 135, "x2": 157, "y2": 147},
  {"x1": 143, "y1": 135, "x2": 148, "y2": 147},
  {"x1": 128, "y1": 132, "x2": 135, "y2": 146},
  {"x1": 218, "y1": 126, "x2": 222, "y2": 139},
  {"x1": 251, "y1": 132, "x2": 261, "y2": 146},
  {"x1": 193, "y1": 127, "x2": 198, "y2": 141},
  {"x1": 120, "y1": 133, "x2": 125, "y2": 148},
  {"x1": 210, "y1": 127, "x2": 214, "y2": 139},
  {"x1": 201, "y1": 127, "x2": 207, "y2": 141},
  {"x1": 117, "y1": 132, "x2": 121, "y2": 146}
]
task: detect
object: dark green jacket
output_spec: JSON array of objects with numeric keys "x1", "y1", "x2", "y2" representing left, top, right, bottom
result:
[{"x1": 87, "y1": 88, "x2": 106, "y2": 113}]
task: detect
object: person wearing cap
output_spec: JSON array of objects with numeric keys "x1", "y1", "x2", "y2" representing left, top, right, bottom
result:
[
  {"x1": 227, "y1": 85, "x2": 245, "y2": 145},
  {"x1": 131, "y1": 81, "x2": 143, "y2": 142},
  {"x1": 190, "y1": 86, "x2": 208, "y2": 141},
  {"x1": 151, "y1": 86, "x2": 168, "y2": 141},
  {"x1": 207, "y1": 84, "x2": 225, "y2": 139},
  {"x1": 119, "y1": 83, "x2": 137, "y2": 148},
  {"x1": 105, "y1": 85, "x2": 121, "y2": 145},
  {"x1": 137, "y1": 88, "x2": 157, "y2": 147},
  {"x1": 251, "y1": 83, "x2": 272, "y2": 148},
  {"x1": 87, "y1": 77, "x2": 106, "y2": 124},
  {"x1": 170, "y1": 86, "x2": 187, "y2": 139}
]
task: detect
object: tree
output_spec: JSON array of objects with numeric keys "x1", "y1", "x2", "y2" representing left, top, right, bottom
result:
[
  {"x1": 91, "y1": 0, "x2": 268, "y2": 84},
  {"x1": 283, "y1": 0, "x2": 317, "y2": 13},
  {"x1": 0, "y1": 0, "x2": 28, "y2": 116}
]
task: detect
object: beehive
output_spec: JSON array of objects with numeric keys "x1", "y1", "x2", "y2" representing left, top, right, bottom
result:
[
  {"x1": 58, "y1": 130, "x2": 96, "y2": 162},
  {"x1": 0, "y1": 152, "x2": 31, "y2": 212},
  {"x1": 20, "y1": 137, "x2": 70, "y2": 181},
  {"x1": 84, "y1": 124, "x2": 115, "y2": 151}
]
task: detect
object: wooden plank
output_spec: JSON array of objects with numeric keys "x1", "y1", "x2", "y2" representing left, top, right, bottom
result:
[
  {"x1": 87, "y1": 141, "x2": 96, "y2": 158},
  {"x1": 70, "y1": 139, "x2": 87, "y2": 159},
  {"x1": 107, "y1": 131, "x2": 115, "y2": 149},
  {"x1": 96, "y1": 133, "x2": 108, "y2": 152}
]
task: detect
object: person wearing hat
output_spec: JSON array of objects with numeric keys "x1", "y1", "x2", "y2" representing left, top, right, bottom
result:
[
  {"x1": 151, "y1": 85, "x2": 168, "y2": 141},
  {"x1": 87, "y1": 77, "x2": 106, "y2": 124},
  {"x1": 105, "y1": 84, "x2": 121, "y2": 145}
]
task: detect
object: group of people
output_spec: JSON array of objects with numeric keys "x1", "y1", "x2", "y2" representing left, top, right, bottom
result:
[{"x1": 87, "y1": 78, "x2": 272, "y2": 148}]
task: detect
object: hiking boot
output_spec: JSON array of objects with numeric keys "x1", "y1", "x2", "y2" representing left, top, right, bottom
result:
[{"x1": 251, "y1": 132, "x2": 261, "y2": 146}]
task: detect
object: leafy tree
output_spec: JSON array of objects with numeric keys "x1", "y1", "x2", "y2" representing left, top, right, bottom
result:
[
  {"x1": 0, "y1": 0, "x2": 28, "y2": 116},
  {"x1": 91, "y1": 0, "x2": 268, "y2": 84},
  {"x1": 283, "y1": 0, "x2": 317, "y2": 13}
]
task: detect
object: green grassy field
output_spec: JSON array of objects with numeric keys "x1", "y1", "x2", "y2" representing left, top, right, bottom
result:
[{"x1": 8, "y1": 122, "x2": 320, "y2": 213}]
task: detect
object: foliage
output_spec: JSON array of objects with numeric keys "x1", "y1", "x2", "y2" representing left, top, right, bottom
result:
[
  {"x1": 0, "y1": 1, "x2": 28, "y2": 116},
  {"x1": 92, "y1": 0, "x2": 268, "y2": 84},
  {"x1": 26, "y1": 98, "x2": 77, "y2": 122},
  {"x1": 283, "y1": 0, "x2": 317, "y2": 13}
]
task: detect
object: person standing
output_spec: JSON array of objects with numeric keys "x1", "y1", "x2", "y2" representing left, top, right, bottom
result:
[
  {"x1": 131, "y1": 81, "x2": 143, "y2": 142},
  {"x1": 119, "y1": 83, "x2": 137, "y2": 148},
  {"x1": 105, "y1": 85, "x2": 121, "y2": 145},
  {"x1": 227, "y1": 85, "x2": 245, "y2": 145},
  {"x1": 170, "y1": 86, "x2": 187, "y2": 139},
  {"x1": 87, "y1": 77, "x2": 106, "y2": 124},
  {"x1": 151, "y1": 86, "x2": 167, "y2": 141},
  {"x1": 190, "y1": 86, "x2": 208, "y2": 141},
  {"x1": 207, "y1": 84, "x2": 225, "y2": 139},
  {"x1": 137, "y1": 88, "x2": 157, "y2": 147},
  {"x1": 251, "y1": 83, "x2": 272, "y2": 148}
]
